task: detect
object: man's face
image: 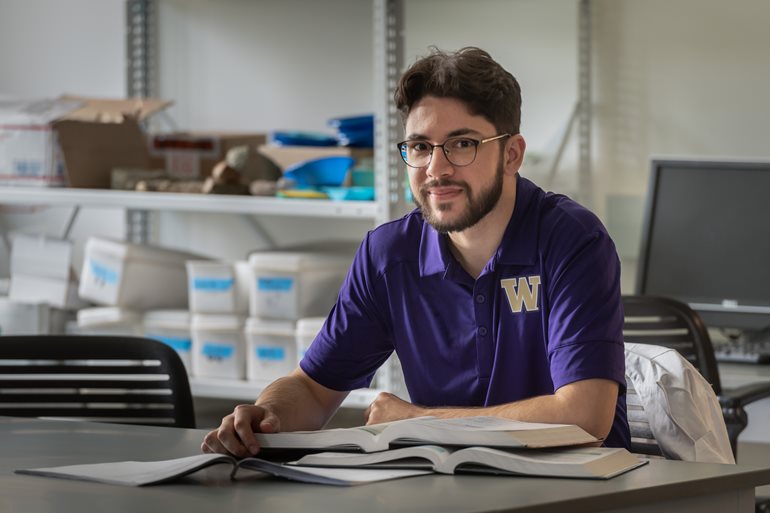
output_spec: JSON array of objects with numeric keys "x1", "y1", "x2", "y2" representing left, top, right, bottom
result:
[{"x1": 404, "y1": 96, "x2": 507, "y2": 234}]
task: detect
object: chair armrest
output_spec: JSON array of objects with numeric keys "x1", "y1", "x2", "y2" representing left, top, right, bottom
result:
[{"x1": 719, "y1": 382, "x2": 770, "y2": 411}]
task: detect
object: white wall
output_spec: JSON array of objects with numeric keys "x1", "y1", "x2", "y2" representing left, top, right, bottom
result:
[
  {"x1": 405, "y1": 0, "x2": 579, "y2": 165},
  {"x1": 0, "y1": 0, "x2": 125, "y2": 97},
  {"x1": 156, "y1": 0, "x2": 374, "y2": 132},
  {"x1": 591, "y1": 0, "x2": 770, "y2": 289}
]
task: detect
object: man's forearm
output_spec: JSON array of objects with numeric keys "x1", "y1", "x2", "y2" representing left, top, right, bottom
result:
[
  {"x1": 255, "y1": 369, "x2": 347, "y2": 432},
  {"x1": 425, "y1": 395, "x2": 606, "y2": 439},
  {"x1": 368, "y1": 379, "x2": 618, "y2": 440}
]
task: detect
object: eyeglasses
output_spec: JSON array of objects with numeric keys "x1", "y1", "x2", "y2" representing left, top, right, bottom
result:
[{"x1": 396, "y1": 133, "x2": 511, "y2": 168}]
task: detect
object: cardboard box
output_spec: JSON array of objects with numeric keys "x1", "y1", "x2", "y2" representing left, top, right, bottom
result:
[
  {"x1": 149, "y1": 132, "x2": 267, "y2": 179},
  {"x1": 257, "y1": 144, "x2": 373, "y2": 172},
  {"x1": 0, "y1": 95, "x2": 171, "y2": 188}
]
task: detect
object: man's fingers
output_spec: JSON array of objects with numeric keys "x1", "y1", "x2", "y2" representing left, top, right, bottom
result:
[
  {"x1": 232, "y1": 404, "x2": 270, "y2": 456},
  {"x1": 200, "y1": 405, "x2": 276, "y2": 457},
  {"x1": 201, "y1": 427, "x2": 235, "y2": 455},
  {"x1": 215, "y1": 414, "x2": 254, "y2": 458},
  {"x1": 258, "y1": 410, "x2": 281, "y2": 434}
]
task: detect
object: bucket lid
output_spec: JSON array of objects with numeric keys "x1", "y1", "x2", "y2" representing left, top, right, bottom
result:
[
  {"x1": 85, "y1": 237, "x2": 207, "y2": 267},
  {"x1": 295, "y1": 317, "x2": 327, "y2": 335},
  {"x1": 77, "y1": 306, "x2": 141, "y2": 327},
  {"x1": 191, "y1": 314, "x2": 244, "y2": 331},
  {"x1": 245, "y1": 317, "x2": 295, "y2": 336},
  {"x1": 248, "y1": 251, "x2": 350, "y2": 272},
  {"x1": 143, "y1": 309, "x2": 191, "y2": 328}
]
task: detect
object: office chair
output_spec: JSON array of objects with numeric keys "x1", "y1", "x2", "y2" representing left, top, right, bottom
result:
[
  {"x1": 622, "y1": 295, "x2": 770, "y2": 459},
  {"x1": 623, "y1": 296, "x2": 770, "y2": 512},
  {"x1": 0, "y1": 335, "x2": 195, "y2": 428}
]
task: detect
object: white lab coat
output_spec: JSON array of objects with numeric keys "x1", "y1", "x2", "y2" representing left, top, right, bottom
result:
[{"x1": 624, "y1": 342, "x2": 735, "y2": 464}]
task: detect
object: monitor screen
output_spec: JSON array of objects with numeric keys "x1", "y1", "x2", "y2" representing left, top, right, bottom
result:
[{"x1": 637, "y1": 159, "x2": 770, "y2": 331}]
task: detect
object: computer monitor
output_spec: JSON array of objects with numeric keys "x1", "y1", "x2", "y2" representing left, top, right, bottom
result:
[{"x1": 636, "y1": 159, "x2": 770, "y2": 333}]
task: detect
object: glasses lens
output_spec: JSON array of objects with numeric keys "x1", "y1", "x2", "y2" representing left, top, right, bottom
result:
[
  {"x1": 401, "y1": 141, "x2": 431, "y2": 167},
  {"x1": 443, "y1": 137, "x2": 478, "y2": 166}
]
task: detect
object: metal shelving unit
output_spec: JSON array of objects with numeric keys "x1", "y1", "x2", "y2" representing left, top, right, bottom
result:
[
  {"x1": 0, "y1": 187, "x2": 381, "y2": 219},
  {"x1": 0, "y1": 0, "x2": 408, "y2": 404}
]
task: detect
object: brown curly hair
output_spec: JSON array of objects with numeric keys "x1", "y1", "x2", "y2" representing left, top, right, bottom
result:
[{"x1": 394, "y1": 46, "x2": 522, "y2": 135}]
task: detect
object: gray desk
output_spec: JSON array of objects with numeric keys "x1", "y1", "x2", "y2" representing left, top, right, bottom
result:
[{"x1": 1, "y1": 417, "x2": 769, "y2": 513}]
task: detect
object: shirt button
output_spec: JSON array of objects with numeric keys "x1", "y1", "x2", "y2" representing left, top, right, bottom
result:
[
  {"x1": 478, "y1": 326, "x2": 488, "y2": 336},
  {"x1": 475, "y1": 294, "x2": 485, "y2": 304}
]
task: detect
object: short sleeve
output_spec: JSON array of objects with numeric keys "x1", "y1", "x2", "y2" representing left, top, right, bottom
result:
[{"x1": 544, "y1": 227, "x2": 626, "y2": 391}]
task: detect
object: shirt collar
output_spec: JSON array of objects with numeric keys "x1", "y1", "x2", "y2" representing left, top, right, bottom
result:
[
  {"x1": 418, "y1": 218, "x2": 452, "y2": 278},
  {"x1": 494, "y1": 174, "x2": 540, "y2": 267}
]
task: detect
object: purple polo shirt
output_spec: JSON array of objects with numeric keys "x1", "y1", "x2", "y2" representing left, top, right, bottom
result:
[{"x1": 301, "y1": 175, "x2": 629, "y2": 449}]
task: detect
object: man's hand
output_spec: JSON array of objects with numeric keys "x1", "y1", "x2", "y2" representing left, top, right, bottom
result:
[
  {"x1": 200, "y1": 404, "x2": 281, "y2": 457},
  {"x1": 364, "y1": 392, "x2": 427, "y2": 425}
]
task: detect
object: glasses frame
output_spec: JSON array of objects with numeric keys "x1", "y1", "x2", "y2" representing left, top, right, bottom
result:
[{"x1": 396, "y1": 133, "x2": 511, "y2": 168}]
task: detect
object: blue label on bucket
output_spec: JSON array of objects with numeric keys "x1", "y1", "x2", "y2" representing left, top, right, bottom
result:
[
  {"x1": 151, "y1": 335, "x2": 192, "y2": 353},
  {"x1": 89, "y1": 260, "x2": 119, "y2": 285},
  {"x1": 192, "y1": 277, "x2": 234, "y2": 292},
  {"x1": 256, "y1": 347, "x2": 286, "y2": 361},
  {"x1": 202, "y1": 343, "x2": 234, "y2": 360},
  {"x1": 257, "y1": 277, "x2": 293, "y2": 292}
]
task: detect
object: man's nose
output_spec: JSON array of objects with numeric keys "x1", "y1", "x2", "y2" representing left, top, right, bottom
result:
[{"x1": 426, "y1": 146, "x2": 454, "y2": 179}]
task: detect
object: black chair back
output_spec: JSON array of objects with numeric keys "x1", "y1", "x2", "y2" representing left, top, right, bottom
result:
[
  {"x1": 0, "y1": 335, "x2": 195, "y2": 428},
  {"x1": 622, "y1": 295, "x2": 721, "y2": 393}
]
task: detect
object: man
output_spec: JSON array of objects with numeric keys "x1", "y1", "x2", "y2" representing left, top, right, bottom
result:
[{"x1": 202, "y1": 47, "x2": 629, "y2": 457}]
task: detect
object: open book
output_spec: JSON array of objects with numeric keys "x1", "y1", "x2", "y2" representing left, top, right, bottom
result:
[
  {"x1": 16, "y1": 446, "x2": 645, "y2": 487},
  {"x1": 255, "y1": 416, "x2": 600, "y2": 453},
  {"x1": 15, "y1": 454, "x2": 431, "y2": 487},
  {"x1": 293, "y1": 445, "x2": 646, "y2": 480}
]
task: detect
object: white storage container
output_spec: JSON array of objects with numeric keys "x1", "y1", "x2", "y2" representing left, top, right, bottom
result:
[
  {"x1": 186, "y1": 260, "x2": 250, "y2": 314},
  {"x1": 295, "y1": 317, "x2": 326, "y2": 363},
  {"x1": 75, "y1": 306, "x2": 142, "y2": 336},
  {"x1": 248, "y1": 251, "x2": 350, "y2": 320},
  {"x1": 143, "y1": 310, "x2": 193, "y2": 373},
  {"x1": 79, "y1": 237, "x2": 204, "y2": 310},
  {"x1": 191, "y1": 314, "x2": 246, "y2": 379},
  {"x1": 245, "y1": 318, "x2": 296, "y2": 382},
  {"x1": 8, "y1": 233, "x2": 89, "y2": 310}
]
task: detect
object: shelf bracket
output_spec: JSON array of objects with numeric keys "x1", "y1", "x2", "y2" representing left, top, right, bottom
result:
[
  {"x1": 126, "y1": 0, "x2": 157, "y2": 99},
  {"x1": 373, "y1": 0, "x2": 408, "y2": 226},
  {"x1": 577, "y1": 0, "x2": 593, "y2": 207}
]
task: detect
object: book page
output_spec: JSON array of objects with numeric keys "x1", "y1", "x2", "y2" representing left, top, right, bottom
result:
[
  {"x1": 256, "y1": 416, "x2": 437, "y2": 452},
  {"x1": 16, "y1": 454, "x2": 233, "y2": 486},
  {"x1": 292, "y1": 444, "x2": 452, "y2": 469},
  {"x1": 238, "y1": 459, "x2": 431, "y2": 485},
  {"x1": 442, "y1": 447, "x2": 645, "y2": 479},
  {"x1": 407, "y1": 416, "x2": 575, "y2": 432},
  {"x1": 16, "y1": 454, "x2": 432, "y2": 487},
  {"x1": 382, "y1": 416, "x2": 598, "y2": 449}
]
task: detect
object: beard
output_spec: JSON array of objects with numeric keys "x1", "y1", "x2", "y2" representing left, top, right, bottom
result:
[{"x1": 413, "y1": 159, "x2": 505, "y2": 234}]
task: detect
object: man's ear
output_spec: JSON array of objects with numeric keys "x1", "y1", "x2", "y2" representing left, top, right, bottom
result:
[{"x1": 504, "y1": 134, "x2": 526, "y2": 176}]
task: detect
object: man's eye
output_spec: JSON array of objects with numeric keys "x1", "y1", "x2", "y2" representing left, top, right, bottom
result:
[
  {"x1": 449, "y1": 138, "x2": 475, "y2": 150},
  {"x1": 409, "y1": 142, "x2": 430, "y2": 152}
]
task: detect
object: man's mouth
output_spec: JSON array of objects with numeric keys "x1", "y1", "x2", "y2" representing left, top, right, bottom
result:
[
  {"x1": 421, "y1": 180, "x2": 467, "y2": 201},
  {"x1": 427, "y1": 186, "x2": 463, "y2": 200}
]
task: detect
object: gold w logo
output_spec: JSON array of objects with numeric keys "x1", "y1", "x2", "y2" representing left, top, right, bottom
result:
[{"x1": 500, "y1": 275, "x2": 541, "y2": 313}]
